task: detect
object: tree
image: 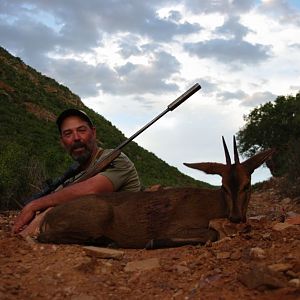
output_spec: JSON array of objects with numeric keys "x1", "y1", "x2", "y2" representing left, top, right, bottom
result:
[{"x1": 237, "y1": 92, "x2": 300, "y2": 177}]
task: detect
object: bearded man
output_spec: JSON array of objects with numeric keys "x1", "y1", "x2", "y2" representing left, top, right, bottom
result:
[{"x1": 12, "y1": 109, "x2": 141, "y2": 234}]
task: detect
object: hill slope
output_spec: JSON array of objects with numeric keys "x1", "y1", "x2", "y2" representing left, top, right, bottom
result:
[{"x1": 0, "y1": 46, "x2": 211, "y2": 209}]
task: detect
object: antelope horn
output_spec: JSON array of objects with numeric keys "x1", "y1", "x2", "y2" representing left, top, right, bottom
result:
[
  {"x1": 233, "y1": 136, "x2": 240, "y2": 164},
  {"x1": 222, "y1": 136, "x2": 231, "y2": 165}
]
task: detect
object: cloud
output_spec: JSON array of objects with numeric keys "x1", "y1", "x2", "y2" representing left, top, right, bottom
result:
[
  {"x1": 184, "y1": 38, "x2": 271, "y2": 65},
  {"x1": 184, "y1": 13, "x2": 272, "y2": 66},
  {"x1": 0, "y1": 17, "x2": 58, "y2": 67},
  {"x1": 241, "y1": 91, "x2": 277, "y2": 107},
  {"x1": 117, "y1": 35, "x2": 144, "y2": 59},
  {"x1": 289, "y1": 85, "x2": 300, "y2": 91},
  {"x1": 183, "y1": 0, "x2": 256, "y2": 15},
  {"x1": 46, "y1": 50, "x2": 180, "y2": 97},
  {"x1": 216, "y1": 90, "x2": 277, "y2": 107},
  {"x1": 289, "y1": 43, "x2": 300, "y2": 49},
  {"x1": 215, "y1": 16, "x2": 252, "y2": 40},
  {"x1": 46, "y1": 58, "x2": 115, "y2": 97},
  {"x1": 258, "y1": 0, "x2": 300, "y2": 26},
  {"x1": 113, "y1": 51, "x2": 181, "y2": 94},
  {"x1": 217, "y1": 90, "x2": 248, "y2": 102}
]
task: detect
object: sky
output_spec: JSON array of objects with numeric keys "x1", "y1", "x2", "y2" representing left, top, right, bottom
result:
[{"x1": 1, "y1": 0, "x2": 300, "y2": 185}]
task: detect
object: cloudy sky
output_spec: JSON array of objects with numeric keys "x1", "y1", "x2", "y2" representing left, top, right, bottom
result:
[{"x1": 1, "y1": 0, "x2": 300, "y2": 185}]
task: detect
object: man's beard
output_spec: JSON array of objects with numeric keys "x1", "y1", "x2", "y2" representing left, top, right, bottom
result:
[{"x1": 70, "y1": 141, "x2": 93, "y2": 165}]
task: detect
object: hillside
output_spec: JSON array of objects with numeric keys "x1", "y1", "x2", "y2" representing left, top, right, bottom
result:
[{"x1": 0, "y1": 46, "x2": 211, "y2": 210}]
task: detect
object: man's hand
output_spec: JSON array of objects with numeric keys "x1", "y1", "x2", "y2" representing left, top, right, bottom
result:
[{"x1": 12, "y1": 203, "x2": 37, "y2": 234}]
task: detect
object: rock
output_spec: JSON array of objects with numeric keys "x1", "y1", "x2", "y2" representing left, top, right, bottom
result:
[
  {"x1": 24, "y1": 235, "x2": 37, "y2": 248},
  {"x1": 281, "y1": 197, "x2": 291, "y2": 205},
  {"x1": 286, "y1": 214, "x2": 300, "y2": 225},
  {"x1": 261, "y1": 233, "x2": 271, "y2": 240},
  {"x1": 238, "y1": 265, "x2": 285, "y2": 290},
  {"x1": 175, "y1": 265, "x2": 190, "y2": 273},
  {"x1": 272, "y1": 222, "x2": 295, "y2": 231},
  {"x1": 230, "y1": 250, "x2": 241, "y2": 260},
  {"x1": 268, "y1": 263, "x2": 293, "y2": 273},
  {"x1": 288, "y1": 278, "x2": 300, "y2": 288},
  {"x1": 212, "y1": 237, "x2": 231, "y2": 247},
  {"x1": 83, "y1": 246, "x2": 124, "y2": 260},
  {"x1": 216, "y1": 251, "x2": 231, "y2": 259},
  {"x1": 209, "y1": 218, "x2": 251, "y2": 239},
  {"x1": 124, "y1": 258, "x2": 160, "y2": 272},
  {"x1": 286, "y1": 270, "x2": 298, "y2": 278},
  {"x1": 173, "y1": 289, "x2": 184, "y2": 298},
  {"x1": 249, "y1": 247, "x2": 266, "y2": 259},
  {"x1": 248, "y1": 215, "x2": 266, "y2": 221}
]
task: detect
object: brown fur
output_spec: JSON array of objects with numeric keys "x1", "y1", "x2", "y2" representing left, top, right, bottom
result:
[{"x1": 38, "y1": 138, "x2": 274, "y2": 249}]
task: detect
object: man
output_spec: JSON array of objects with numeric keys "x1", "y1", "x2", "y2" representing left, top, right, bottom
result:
[{"x1": 12, "y1": 108, "x2": 141, "y2": 234}]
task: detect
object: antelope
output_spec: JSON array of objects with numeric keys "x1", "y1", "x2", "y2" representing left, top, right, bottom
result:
[{"x1": 37, "y1": 137, "x2": 274, "y2": 249}]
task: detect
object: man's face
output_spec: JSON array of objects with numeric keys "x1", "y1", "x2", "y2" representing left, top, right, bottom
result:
[{"x1": 60, "y1": 116, "x2": 97, "y2": 165}]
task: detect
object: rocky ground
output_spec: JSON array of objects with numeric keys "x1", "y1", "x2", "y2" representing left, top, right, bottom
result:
[{"x1": 1, "y1": 178, "x2": 300, "y2": 300}]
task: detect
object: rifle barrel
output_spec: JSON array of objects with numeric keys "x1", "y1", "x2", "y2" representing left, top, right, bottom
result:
[{"x1": 115, "y1": 83, "x2": 201, "y2": 151}]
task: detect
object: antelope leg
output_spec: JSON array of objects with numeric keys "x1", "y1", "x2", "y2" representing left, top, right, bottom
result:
[{"x1": 145, "y1": 229, "x2": 218, "y2": 249}]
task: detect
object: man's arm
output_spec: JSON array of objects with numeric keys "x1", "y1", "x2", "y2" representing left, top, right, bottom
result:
[{"x1": 12, "y1": 174, "x2": 114, "y2": 233}]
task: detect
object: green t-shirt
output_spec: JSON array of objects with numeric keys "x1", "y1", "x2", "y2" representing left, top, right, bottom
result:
[
  {"x1": 64, "y1": 149, "x2": 141, "y2": 192},
  {"x1": 99, "y1": 149, "x2": 141, "y2": 192}
]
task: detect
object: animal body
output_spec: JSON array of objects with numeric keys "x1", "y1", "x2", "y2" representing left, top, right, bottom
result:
[{"x1": 38, "y1": 137, "x2": 274, "y2": 249}]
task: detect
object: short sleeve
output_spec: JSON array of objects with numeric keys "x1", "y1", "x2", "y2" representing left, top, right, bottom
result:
[{"x1": 99, "y1": 150, "x2": 141, "y2": 192}]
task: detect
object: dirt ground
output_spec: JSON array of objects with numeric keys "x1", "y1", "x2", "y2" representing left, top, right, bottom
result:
[{"x1": 1, "y1": 178, "x2": 300, "y2": 300}]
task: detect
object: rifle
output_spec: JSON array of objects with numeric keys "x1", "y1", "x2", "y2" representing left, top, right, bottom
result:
[
  {"x1": 22, "y1": 162, "x2": 81, "y2": 206},
  {"x1": 22, "y1": 83, "x2": 201, "y2": 205}
]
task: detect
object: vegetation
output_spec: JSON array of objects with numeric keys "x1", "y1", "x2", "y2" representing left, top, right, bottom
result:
[
  {"x1": 0, "y1": 46, "x2": 211, "y2": 210},
  {"x1": 237, "y1": 92, "x2": 300, "y2": 196}
]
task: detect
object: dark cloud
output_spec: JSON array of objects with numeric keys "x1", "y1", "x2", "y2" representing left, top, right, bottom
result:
[
  {"x1": 241, "y1": 91, "x2": 277, "y2": 107},
  {"x1": 184, "y1": 16, "x2": 271, "y2": 67},
  {"x1": 215, "y1": 16, "x2": 252, "y2": 40},
  {"x1": 117, "y1": 35, "x2": 143, "y2": 59},
  {"x1": 0, "y1": 17, "x2": 58, "y2": 69},
  {"x1": 168, "y1": 10, "x2": 182, "y2": 22},
  {"x1": 289, "y1": 85, "x2": 300, "y2": 91},
  {"x1": 47, "y1": 59, "x2": 116, "y2": 97},
  {"x1": 113, "y1": 51, "x2": 180, "y2": 94},
  {"x1": 217, "y1": 90, "x2": 247, "y2": 102},
  {"x1": 0, "y1": 0, "x2": 191, "y2": 97},
  {"x1": 289, "y1": 43, "x2": 300, "y2": 49},
  {"x1": 216, "y1": 90, "x2": 277, "y2": 107},
  {"x1": 184, "y1": 13, "x2": 272, "y2": 66},
  {"x1": 195, "y1": 78, "x2": 219, "y2": 94},
  {"x1": 183, "y1": 0, "x2": 256, "y2": 15},
  {"x1": 46, "y1": 51, "x2": 180, "y2": 97},
  {"x1": 1, "y1": 0, "x2": 200, "y2": 49},
  {"x1": 184, "y1": 38, "x2": 271, "y2": 66}
]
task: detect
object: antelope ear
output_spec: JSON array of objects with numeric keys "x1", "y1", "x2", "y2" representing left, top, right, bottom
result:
[
  {"x1": 242, "y1": 149, "x2": 275, "y2": 174},
  {"x1": 184, "y1": 162, "x2": 226, "y2": 176}
]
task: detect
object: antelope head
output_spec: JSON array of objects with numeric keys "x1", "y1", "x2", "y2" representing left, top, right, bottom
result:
[{"x1": 184, "y1": 137, "x2": 274, "y2": 223}]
